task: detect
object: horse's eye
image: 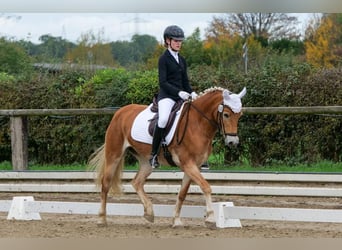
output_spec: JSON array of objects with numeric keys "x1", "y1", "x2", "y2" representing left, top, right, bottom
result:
[{"x1": 223, "y1": 113, "x2": 229, "y2": 118}]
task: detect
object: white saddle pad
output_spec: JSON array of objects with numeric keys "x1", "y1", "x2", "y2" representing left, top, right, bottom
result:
[{"x1": 131, "y1": 103, "x2": 184, "y2": 145}]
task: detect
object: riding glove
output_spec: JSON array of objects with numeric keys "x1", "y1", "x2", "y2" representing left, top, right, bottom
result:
[
  {"x1": 178, "y1": 91, "x2": 191, "y2": 100},
  {"x1": 191, "y1": 92, "x2": 198, "y2": 99}
]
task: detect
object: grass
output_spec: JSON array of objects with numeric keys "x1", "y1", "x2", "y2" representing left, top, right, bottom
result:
[
  {"x1": 206, "y1": 161, "x2": 342, "y2": 173},
  {"x1": 0, "y1": 161, "x2": 87, "y2": 171},
  {"x1": 0, "y1": 160, "x2": 341, "y2": 173}
]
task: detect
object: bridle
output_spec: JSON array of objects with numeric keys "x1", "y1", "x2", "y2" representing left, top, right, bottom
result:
[
  {"x1": 176, "y1": 98, "x2": 236, "y2": 145},
  {"x1": 216, "y1": 103, "x2": 238, "y2": 137}
]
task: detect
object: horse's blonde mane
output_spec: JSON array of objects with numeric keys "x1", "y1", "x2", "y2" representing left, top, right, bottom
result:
[{"x1": 197, "y1": 86, "x2": 227, "y2": 98}]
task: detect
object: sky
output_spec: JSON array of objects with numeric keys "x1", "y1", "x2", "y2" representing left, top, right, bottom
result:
[{"x1": 0, "y1": 13, "x2": 313, "y2": 44}]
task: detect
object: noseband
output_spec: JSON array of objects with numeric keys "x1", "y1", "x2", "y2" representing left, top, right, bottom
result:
[{"x1": 216, "y1": 103, "x2": 237, "y2": 137}]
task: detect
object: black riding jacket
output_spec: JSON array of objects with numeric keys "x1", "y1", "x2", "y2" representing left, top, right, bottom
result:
[{"x1": 157, "y1": 49, "x2": 193, "y2": 102}]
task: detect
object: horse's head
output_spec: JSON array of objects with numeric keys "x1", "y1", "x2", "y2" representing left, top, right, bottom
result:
[{"x1": 218, "y1": 87, "x2": 246, "y2": 146}]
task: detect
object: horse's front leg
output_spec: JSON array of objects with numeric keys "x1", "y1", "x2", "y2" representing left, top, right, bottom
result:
[
  {"x1": 183, "y1": 166, "x2": 216, "y2": 229},
  {"x1": 131, "y1": 161, "x2": 154, "y2": 222},
  {"x1": 173, "y1": 173, "x2": 192, "y2": 227}
]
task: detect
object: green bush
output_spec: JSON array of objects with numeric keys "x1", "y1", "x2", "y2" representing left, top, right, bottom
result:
[
  {"x1": 0, "y1": 69, "x2": 111, "y2": 164},
  {"x1": 189, "y1": 63, "x2": 341, "y2": 168},
  {"x1": 126, "y1": 69, "x2": 158, "y2": 104},
  {"x1": 233, "y1": 65, "x2": 340, "y2": 166},
  {"x1": 0, "y1": 62, "x2": 341, "y2": 167},
  {"x1": 74, "y1": 68, "x2": 132, "y2": 108},
  {"x1": 0, "y1": 72, "x2": 15, "y2": 82}
]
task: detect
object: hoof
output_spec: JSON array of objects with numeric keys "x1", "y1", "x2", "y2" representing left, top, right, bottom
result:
[
  {"x1": 172, "y1": 218, "x2": 184, "y2": 228},
  {"x1": 144, "y1": 213, "x2": 154, "y2": 223},
  {"x1": 97, "y1": 220, "x2": 107, "y2": 227}
]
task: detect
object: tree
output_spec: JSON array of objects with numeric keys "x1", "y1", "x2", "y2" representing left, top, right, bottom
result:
[
  {"x1": 0, "y1": 37, "x2": 32, "y2": 75},
  {"x1": 36, "y1": 34, "x2": 75, "y2": 62},
  {"x1": 304, "y1": 14, "x2": 340, "y2": 68},
  {"x1": 181, "y1": 27, "x2": 211, "y2": 66},
  {"x1": 326, "y1": 13, "x2": 342, "y2": 66},
  {"x1": 206, "y1": 13, "x2": 300, "y2": 45},
  {"x1": 204, "y1": 30, "x2": 244, "y2": 69},
  {"x1": 111, "y1": 34, "x2": 158, "y2": 67},
  {"x1": 65, "y1": 29, "x2": 115, "y2": 66},
  {"x1": 110, "y1": 40, "x2": 132, "y2": 67},
  {"x1": 145, "y1": 43, "x2": 165, "y2": 70},
  {"x1": 270, "y1": 39, "x2": 305, "y2": 55},
  {"x1": 131, "y1": 34, "x2": 158, "y2": 62}
]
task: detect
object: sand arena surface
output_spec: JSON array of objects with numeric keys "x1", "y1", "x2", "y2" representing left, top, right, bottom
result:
[{"x1": 1, "y1": 192, "x2": 342, "y2": 238}]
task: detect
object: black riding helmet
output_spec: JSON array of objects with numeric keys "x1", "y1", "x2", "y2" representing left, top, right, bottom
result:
[{"x1": 163, "y1": 25, "x2": 185, "y2": 45}]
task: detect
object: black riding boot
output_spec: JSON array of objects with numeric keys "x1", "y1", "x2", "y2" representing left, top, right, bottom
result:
[{"x1": 149, "y1": 125, "x2": 164, "y2": 168}]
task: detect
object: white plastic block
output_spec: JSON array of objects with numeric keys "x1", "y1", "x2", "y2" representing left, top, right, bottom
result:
[
  {"x1": 7, "y1": 196, "x2": 41, "y2": 220},
  {"x1": 213, "y1": 202, "x2": 242, "y2": 228}
]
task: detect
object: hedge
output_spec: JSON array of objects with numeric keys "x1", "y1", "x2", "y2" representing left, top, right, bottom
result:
[{"x1": 0, "y1": 64, "x2": 341, "y2": 167}]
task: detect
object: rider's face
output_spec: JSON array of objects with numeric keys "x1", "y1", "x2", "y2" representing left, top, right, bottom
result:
[{"x1": 167, "y1": 38, "x2": 183, "y2": 51}]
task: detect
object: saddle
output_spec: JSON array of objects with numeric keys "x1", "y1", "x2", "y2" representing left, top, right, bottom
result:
[
  {"x1": 148, "y1": 95, "x2": 184, "y2": 167},
  {"x1": 148, "y1": 95, "x2": 184, "y2": 137}
]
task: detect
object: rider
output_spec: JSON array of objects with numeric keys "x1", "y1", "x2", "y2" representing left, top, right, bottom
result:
[{"x1": 149, "y1": 25, "x2": 197, "y2": 168}]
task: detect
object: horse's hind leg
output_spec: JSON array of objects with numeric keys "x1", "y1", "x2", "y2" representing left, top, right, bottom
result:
[
  {"x1": 99, "y1": 153, "x2": 125, "y2": 226},
  {"x1": 172, "y1": 173, "x2": 192, "y2": 227},
  {"x1": 99, "y1": 178, "x2": 110, "y2": 225},
  {"x1": 131, "y1": 160, "x2": 154, "y2": 222}
]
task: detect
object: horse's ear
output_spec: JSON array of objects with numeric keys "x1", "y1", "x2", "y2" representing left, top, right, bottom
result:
[
  {"x1": 238, "y1": 87, "x2": 247, "y2": 98},
  {"x1": 223, "y1": 89, "x2": 230, "y2": 100}
]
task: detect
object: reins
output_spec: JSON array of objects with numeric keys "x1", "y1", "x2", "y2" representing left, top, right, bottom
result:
[
  {"x1": 176, "y1": 99, "x2": 222, "y2": 145},
  {"x1": 176, "y1": 101, "x2": 191, "y2": 144}
]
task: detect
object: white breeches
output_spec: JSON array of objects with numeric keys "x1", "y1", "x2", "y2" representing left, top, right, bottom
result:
[{"x1": 158, "y1": 98, "x2": 176, "y2": 128}]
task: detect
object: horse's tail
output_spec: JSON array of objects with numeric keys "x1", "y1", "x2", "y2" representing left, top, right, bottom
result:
[{"x1": 88, "y1": 143, "x2": 123, "y2": 195}]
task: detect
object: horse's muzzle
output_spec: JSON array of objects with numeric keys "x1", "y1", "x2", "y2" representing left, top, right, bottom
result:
[{"x1": 225, "y1": 135, "x2": 239, "y2": 146}]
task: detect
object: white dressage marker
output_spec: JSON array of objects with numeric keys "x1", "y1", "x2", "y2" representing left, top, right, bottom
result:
[{"x1": 7, "y1": 196, "x2": 41, "y2": 220}]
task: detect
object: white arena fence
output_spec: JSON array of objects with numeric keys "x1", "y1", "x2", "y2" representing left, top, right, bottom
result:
[
  {"x1": 1, "y1": 171, "x2": 342, "y2": 197},
  {"x1": 1, "y1": 171, "x2": 342, "y2": 227}
]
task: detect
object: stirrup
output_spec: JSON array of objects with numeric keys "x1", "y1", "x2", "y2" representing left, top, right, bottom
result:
[{"x1": 149, "y1": 155, "x2": 160, "y2": 168}]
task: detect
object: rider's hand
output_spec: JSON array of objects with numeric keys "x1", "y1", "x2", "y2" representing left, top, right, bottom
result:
[
  {"x1": 191, "y1": 92, "x2": 198, "y2": 99},
  {"x1": 178, "y1": 91, "x2": 191, "y2": 100}
]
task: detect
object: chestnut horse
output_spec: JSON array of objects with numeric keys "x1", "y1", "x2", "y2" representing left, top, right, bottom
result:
[{"x1": 88, "y1": 87, "x2": 246, "y2": 228}]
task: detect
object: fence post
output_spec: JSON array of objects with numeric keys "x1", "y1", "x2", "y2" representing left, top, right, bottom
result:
[{"x1": 10, "y1": 116, "x2": 28, "y2": 170}]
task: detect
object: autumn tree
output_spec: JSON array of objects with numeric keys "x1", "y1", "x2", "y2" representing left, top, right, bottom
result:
[
  {"x1": 330, "y1": 13, "x2": 342, "y2": 66},
  {"x1": 181, "y1": 27, "x2": 211, "y2": 66},
  {"x1": 205, "y1": 17, "x2": 270, "y2": 70},
  {"x1": 204, "y1": 13, "x2": 303, "y2": 71},
  {"x1": 204, "y1": 31, "x2": 244, "y2": 69},
  {"x1": 65, "y1": 29, "x2": 115, "y2": 66},
  {"x1": 207, "y1": 13, "x2": 300, "y2": 46},
  {"x1": 304, "y1": 14, "x2": 340, "y2": 68}
]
